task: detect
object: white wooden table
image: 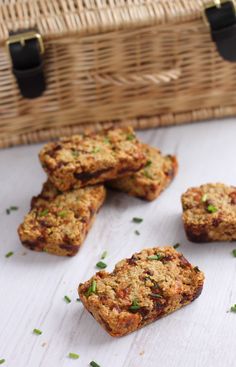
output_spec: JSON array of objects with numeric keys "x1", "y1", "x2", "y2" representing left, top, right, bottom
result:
[{"x1": 1, "y1": 119, "x2": 236, "y2": 367}]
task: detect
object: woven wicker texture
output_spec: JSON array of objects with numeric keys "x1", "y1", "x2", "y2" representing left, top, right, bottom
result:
[{"x1": 0, "y1": 0, "x2": 235, "y2": 148}]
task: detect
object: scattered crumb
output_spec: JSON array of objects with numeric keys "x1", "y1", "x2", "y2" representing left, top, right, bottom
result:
[
  {"x1": 139, "y1": 350, "x2": 145, "y2": 356},
  {"x1": 41, "y1": 342, "x2": 47, "y2": 347}
]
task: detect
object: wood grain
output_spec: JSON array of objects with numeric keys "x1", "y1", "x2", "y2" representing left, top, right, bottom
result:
[{"x1": 0, "y1": 119, "x2": 236, "y2": 367}]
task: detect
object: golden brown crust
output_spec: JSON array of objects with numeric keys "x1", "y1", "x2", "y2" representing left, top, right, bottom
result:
[
  {"x1": 18, "y1": 181, "x2": 106, "y2": 256},
  {"x1": 78, "y1": 247, "x2": 204, "y2": 337},
  {"x1": 107, "y1": 144, "x2": 178, "y2": 201},
  {"x1": 181, "y1": 183, "x2": 236, "y2": 242},
  {"x1": 39, "y1": 127, "x2": 147, "y2": 192}
]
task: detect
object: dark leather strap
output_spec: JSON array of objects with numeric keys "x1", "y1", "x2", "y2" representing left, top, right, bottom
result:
[
  {"x1": 8, "y1": 31, "x2": 46, "y2": 98},
  {"x1": 205, "y1": 1, "x2": 236, "y2": 62}
]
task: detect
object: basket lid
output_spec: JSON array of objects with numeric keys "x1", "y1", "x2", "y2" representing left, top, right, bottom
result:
[{"x1": 0, "y1": 0, "x2": 208, "y2": 42}]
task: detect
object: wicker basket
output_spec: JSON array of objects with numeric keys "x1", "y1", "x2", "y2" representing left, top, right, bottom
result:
[{"x1": 0, "y1": 0, "x2": 236, "y2": 148}]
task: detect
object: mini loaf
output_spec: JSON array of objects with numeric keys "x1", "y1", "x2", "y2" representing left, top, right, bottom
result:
[
  {"x1": 107, "y1": 144, "x2": 178, "y2": 201},
  {"x1": 18, "y1": 181, "x2": 106, "y2": 256},
  {"x1": 79, "y1": 247, "x2": 204, "y2": 337},
  {"x1": 39, "y1": 127, "x2": 147, "y2": 192},
  {"x1": 182, "y1": 183, "x2": 236, "y2": 242}
]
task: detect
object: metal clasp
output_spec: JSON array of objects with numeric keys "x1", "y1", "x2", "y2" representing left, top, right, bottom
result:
[{"x1": 6, "y1": 31, "x2": 44, "y2": 55}]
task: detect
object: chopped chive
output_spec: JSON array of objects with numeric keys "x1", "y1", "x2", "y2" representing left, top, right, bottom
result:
[
  {"x1": 230, "y1": 304, "x2": 236, "y2": 313},
  {"x1": 0, "y1": 359, "x2": 5, "y2": 365},
  {"x1": 201, "y1": 194, "x2": 208, "y2": 203},
  {"x1": 147, "y1": 254, "x2": 163, "y2": 261},
  {"x1": 207, "y1": 205, "x2": 218, "y2": 213},
  {"x1": 103, "y1": 137, "x2": 110, "y2": 144},
  {"x1": 71, "y1": 150, "x2": 79, "y2": 157},
  {"x1": 68, "y1": 353, "x2": 80, "y2": 359},
  {"x1": 64, "y1": 295, "x2": 71, "y2": 304},
  {"x1": 101, "y1": 251, "x2": 108, "y2": 260},
  {"x1": 5, "y1": 251, "x2": 14, "y2": 258},
  {"x1": 129, "y1": 299, "x2": 141, "y2": 312},
  {"x1": 86, "y1": 280, "x2": 97, "y2": 297},
  {"x1": 76, "y1": 298, "x2": 81, "y2": 302},
  {"x1": 143, "y1": 170, "x2": 153, "y2": 179},
  {"x1": 194, "y1": 266, "x2": 200, "y2": 273},
  {"x1": 132, "y1": 217, "x2": 143, "y2": 224},
  {"x1": 173, "y1": 243, "x2": 180, "y2": 249},
  {"x1": 6, "y1": 206, "x2": 19, "y2": 215},
  {"x1": 58, "y1": 210, "x2": 67, "y2": 218},
  {"x1": 96, "y1": 261, "x2": 107, "y2": 269},
  {"x1": 92, "y1": 280, "x2": 96, "y2": 292},
  {"x1": 90, "y1": 361, "x2": 101, "y2": 367},
  {"x1": 150, "y1": 293, "x2": 162, "y2": 298},
  {"x1": 134, "y1": 230, "x2": 140, "y2": 236},
  {"x1": 33, "y1": 328, "x2": 42, "y2": 335},
  {"x1": 92, "y1": 147, "x2": 100, "y2": 153},
  {"x1": 126, "y1": 134, "x2": 135, "y2": 141},
  {"x1": 38, "y1": 209, "x2": 49, "y2": 217},
  {"x1": 145, "y1": 160, "x2": 152, "y2": 167},
  {"x1": 232, "y1": 249, "x2": 236, "y2": 257}
]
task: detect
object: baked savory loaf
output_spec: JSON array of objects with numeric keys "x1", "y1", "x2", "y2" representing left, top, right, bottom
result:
[
  {"x1": 78, "y1": 247, "x2": 204, "y2": 337},
  {"x1": 18, "y1": 181, "x2": 106, "y2": 256},
  {"x1": 107, "y1": 144, "x2": 178, "y2": 201},
  {"x1": 182, "y1": 183, "x2": 236, "y2": 243},
  {"x1": 39, "y1": 127, "x2": 147, "y2": 192}
]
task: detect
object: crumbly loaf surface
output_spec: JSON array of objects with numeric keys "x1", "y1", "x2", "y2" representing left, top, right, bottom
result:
[
  {"x1": 182, "y1": 183, "x2": 236, "y2": 242},
  {"x1": 39, "y1": 127, "x2": 147, "y2": 192},
  {"x1": 79, "y1": 247, "x2": 204, "y2": 337},
  {"x1": 107, "y1": 144, "x2": 178, "y2": 201},
  {"x1": 18, "y1": 181, "x2": 106, "y2": 256}
]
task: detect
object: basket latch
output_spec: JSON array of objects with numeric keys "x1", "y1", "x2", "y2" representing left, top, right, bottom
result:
[
  {"x1": 204, "y1": 0, "x2": 236, "y2": 62},
  {"x1": 6, "y1": 30, "x2": 46, "y2": 99}
]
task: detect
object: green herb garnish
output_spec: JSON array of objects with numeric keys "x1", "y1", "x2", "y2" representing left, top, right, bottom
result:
[
  {"x1": 71, "y1": 150, "x2": 79, "y2": 157},
  {"x1": 150, "y1": 293, "x2": 162, "y2": 298},
  {"x1": 134, "y1": 230, "x2": 140, "y2": 236},
  {"x1": 64, "y1": 295, "x2": 71, "y2": 304},
  {"x1": 68, "y1": 353, "x2": 80, "y2": 359},
  {"x1": 33, "y1": 328, "x2": 42, "y2": 335},
  {"x1": 129, "y1": 299, "x2": 141, "y2": 311},
  {"x1": 76, "y1": 298, "x2": 81, "y2": 302},
  {"x1": 132, "y1": 217, "x2": 143, "y2": 224},
  {"x1": 96, "y1": 261, "x2": 107, "y2": 269},
  {"x1": 0, "y1": 359, "x2": 5, "y2": 364},
  {"x1": 86, "y1": 280, "x2": 97, "y2": 297},
  {"x1": 147, "y1": 254, "x2": 163, "y2": 261},
  {"x1": 6, "y1": 206, "x2": 18, "y2": 215},
  {"x1": 101, "y1": 251, "x2": 108, "y2": 259},
  {"x1": 207, "y1": 205, "x2": 218, "y2": 213},
  {"x1": 143, "y1": 170, "x2": 153, "y2": 179},
  {"x1": 5, "y1": 251, "x2": 14, "y2": 258},
  {"x1": 92, "y1": 147, "x2": 100, "y2": 153},
  {"x1": 194, "y1": 266, "x2": 200, "y2": 273},
  {"x1": 103, "y1": 137, "x2": 110, "y2": 144},
  {"x1": 38, "y1": 209, "x2": 49, "y2": 217},
  {"x1": 232, "y1": 249, "x2": 236, "y2": 257},
  {"x1": 126, "y1": 134, "x2": 135, "y2": 141},
  {"x1": 173, "y1": 243, "x2": 180, "y2": 249},
  {"x1": 230, "y1": 304, "x2": 236, "y2": 313},
  {"x1": 58, "y1": 210, "x2": 67, "y2": 218},
  {"x1": 90, "y1": 361, "x2": 101, "y2": 367},
  {"x1": 145, "y1": 160, "x2": 152, "y2": 167},
  {"x1": 201, "y1": 194, "x2": 208, "y2": 203}
]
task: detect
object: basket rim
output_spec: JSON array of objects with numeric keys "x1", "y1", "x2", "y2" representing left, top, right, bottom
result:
[{"x1": 0, "y1": 0, "x2": 207, "y2": 43}]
